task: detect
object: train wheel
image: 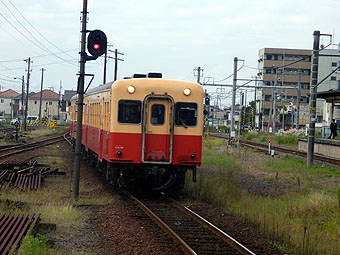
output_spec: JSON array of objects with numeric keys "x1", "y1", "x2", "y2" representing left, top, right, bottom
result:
[
  {"x1": 81, "y1": 146, "x2": 86, "y2": 161},
  {"x1": 86, "y1": 150, "x2": 91, "y2": 164},
  {"x1": 103, "y1": 161, "x2": 111, "y2": 184},
  {"x1": 109, "y1": 164, "x2": 118, "y2": 189}
]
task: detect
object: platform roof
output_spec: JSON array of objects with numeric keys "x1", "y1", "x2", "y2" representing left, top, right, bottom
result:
[{"x1": 317, "y1": 89, "x2": 340, "y2": 104}]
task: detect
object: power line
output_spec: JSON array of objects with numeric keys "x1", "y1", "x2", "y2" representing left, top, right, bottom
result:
[
  {"x1": 214, "y1": 63, "x2": 245, "y2": 83},
  {"x1": 7, "y1": 0, "x2": 77, "y2": 61},
  {"x1": 0, "y1": 77, "x2": 21, "y2": 83},
  {"x1": 0, "y1": 49, "x2": 78, "y2": 63},
  {"x1": 0, "y1": 58, "x2": 78, "y2": 72},
  {"x1": 0, "y1": 18, "x2": 39, "y2": 54},
  {"x1": 0, "y1": 1, "x2": 78, "y2": 67}
]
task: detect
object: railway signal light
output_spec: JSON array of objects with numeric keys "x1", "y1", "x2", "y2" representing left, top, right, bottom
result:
[
  {"x1": 205, "y1": 97, "x2": 210, "y2": 105},
  {"x1": 87, "y1": 30, "x2": 107, "y2": 60}
]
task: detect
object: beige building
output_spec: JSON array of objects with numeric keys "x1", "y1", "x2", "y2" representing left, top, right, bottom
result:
[
  {"x1": 28, "y1": 90, "x2": 59, "y2": 120},
  {"x1": 257, "y1": 48, "x2": 312, "y2": 130}
]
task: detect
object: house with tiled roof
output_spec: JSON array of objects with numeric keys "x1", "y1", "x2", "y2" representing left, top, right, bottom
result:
[
  {"x1": 28, "y1": 90, "x2": 60, "y2": 120},
  {"x1": 0, "y1": 89, "x2": 19, "y2": 118}
]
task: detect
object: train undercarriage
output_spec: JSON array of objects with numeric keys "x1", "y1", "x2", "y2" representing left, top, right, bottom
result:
[{"x1": 78, "y1": 144, "x2": 195, "y2": 194}]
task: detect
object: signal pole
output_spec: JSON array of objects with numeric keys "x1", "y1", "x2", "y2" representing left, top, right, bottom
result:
[
  {"x1": 24, "y1": 57, "x2": 32, "y2": 131},
  {"x1": 39, "y1": 68, "x2": 45, "y2": 122},
  {"x1": 307, "y1": 31, "x2": 320, "y2": 167},
  {"x1": 103, "y1": 50, "x2": 107, "y2": 84},
  {"x1": 73, "y1": 0, "x2": 88, "y2": 200}
]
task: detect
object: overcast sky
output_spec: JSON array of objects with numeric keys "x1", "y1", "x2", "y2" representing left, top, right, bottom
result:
[{"x1": 0, "y1": 0, "x2": 339, "y2": 107}]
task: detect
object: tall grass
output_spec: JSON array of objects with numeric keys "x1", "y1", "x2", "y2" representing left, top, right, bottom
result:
[
  {"x1": 276, "y1": 134, "x2": 298, "y2": 146},
  {"x1": 185, "y1": 137, "x2": 340, "y2": 254},
  {"x1": 241, "y1": 132, "x2": 299, "y2": 148}
]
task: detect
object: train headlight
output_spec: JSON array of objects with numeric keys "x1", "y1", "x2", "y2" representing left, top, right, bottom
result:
[
  {"x1": 183, "y1": 88, "x2": 191, "y2": 96},
  {"x1": 127, "y1": 85, "x2": 136, "y2": 94}
]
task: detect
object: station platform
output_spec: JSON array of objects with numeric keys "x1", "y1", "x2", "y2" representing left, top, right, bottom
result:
[{"x1": 298, "y1": 138, "x2": 340, "y2": 159}]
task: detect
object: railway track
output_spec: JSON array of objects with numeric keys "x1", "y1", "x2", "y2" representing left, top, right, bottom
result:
[
  {"x1": 210, "y1": 134, "x2": 340, "y2": 166},
  {"x1": 0, "y1": 133, "x2": 69, "y2": 254},
  {"x1": 0, "y1": 214, "x2": 41, "y2": 255},
  {"x1": 0, "y1": 133, "x2": 68, "y2": 159},
  {"x1": 131, "y1": 194, "x2": 256, "y2": 255}
]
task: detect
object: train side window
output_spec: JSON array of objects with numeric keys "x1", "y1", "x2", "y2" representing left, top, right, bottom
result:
[
  {"x1": 150, "y1": 104, "x2": 165, "y2": 125},
  {"x1": 175, "y1": 102, "x2": 197, "y2": 127},
  {"x1": 118, "y1": 100, "x2": 142, "y2": 124}
]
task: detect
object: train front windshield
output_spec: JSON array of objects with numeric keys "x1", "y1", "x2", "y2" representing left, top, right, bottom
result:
[{"x1": 175, "y1": 102, "x2": 197, "y2": 127}]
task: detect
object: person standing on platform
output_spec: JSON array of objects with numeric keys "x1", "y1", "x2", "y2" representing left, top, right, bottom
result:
[{"x1": 328, "y1": 119, "x2": 338, "y2": 139}]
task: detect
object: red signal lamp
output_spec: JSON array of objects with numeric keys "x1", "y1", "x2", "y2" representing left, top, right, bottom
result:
[{"x1": 94, "y1": 44, "x2": 100, "y2": 50}]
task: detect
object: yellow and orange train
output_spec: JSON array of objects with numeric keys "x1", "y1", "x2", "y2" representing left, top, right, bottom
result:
[{"x1": 70, "y1": 73, "x2": 204, "y2": 193}]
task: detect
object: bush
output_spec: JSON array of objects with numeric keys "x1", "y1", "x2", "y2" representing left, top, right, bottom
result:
[{"x1": 17, "y1": 232, "x2": 50, "y2": 255}]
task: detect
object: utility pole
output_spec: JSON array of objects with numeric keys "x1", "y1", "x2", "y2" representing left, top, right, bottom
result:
[
  {"x1": 73, "y1": 0, "x2": 88, "y2": 200},
  {"x1": 296, "y1": 70, "x2": 301, "y2": 129},
  {"x1": 39, "y1": 68, "x2": 45, "y2": 122},
  {"x1": 230, "y1": 57, "x2": 238, "y2": 138},
  {"x1": 197, "y1": 67, "x2": 202, "y2": 84},
  {"x1": 253, "y1": 76, "x2": 257, "y2": 129},
  {"x1": 237, "y1": 91, "x2": 243, "y2": 148},
  {"x1": 272, "y1": 68, "x2": 278, "y2": 134},
  {"x1": 268, "y1": 88, "x2": 273, "y2": 132},
  {"x1": 244, "y1": 90, "x2": 247, "y2": 128},
  {"x1": 21, "y1": 76, "x2": 24, "y2": 117},
  {"x1": 281, "y1": 93, "x2": 284, "y2": 131},
  {"x1": 307, "y1": 31, "x2": 320, "y2": 167},
  {"x1": 24, "y1": 57, "x2": 32, "y2": 131},
  {"x1": 108, "y1": 49, "x2": 124, "y2": 81},
  {"x1": 58, "y1": 81, "x2": 62, "y2": 120}
]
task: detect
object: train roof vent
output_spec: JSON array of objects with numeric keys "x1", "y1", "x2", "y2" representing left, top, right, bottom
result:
[
  {"x1": 133, "y1": 74, "x2": 147, "y2": 78},
  {"x1": 123, "y1": 77, "x2": 132, "y2": 79},
  {"x1": 147, "y1": 72, "x2": 162, "y2": 78}
]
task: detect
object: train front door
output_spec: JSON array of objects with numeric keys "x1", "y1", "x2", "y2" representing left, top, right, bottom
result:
[{"x1": 142, "y1": 96, "x2": 174, "y2": 163}]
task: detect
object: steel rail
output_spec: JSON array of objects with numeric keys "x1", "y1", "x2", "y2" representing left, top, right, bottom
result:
[
  {"x1": 170, "y1": 199, "x2": 256, "y2": 255},
  {"x1": 239, "y1": 139, "x2": 340, "y2": 165},
  {"x1": 129, "y1": 194, "x2": 197, "y2": 255},
  {"x1": 0, "y1": 134, "x2": 67, "y2": 153},
  {"x1": 210, "y1": 134, "x2": 340, "y2": 166},
  {"x1": 0, "y1": 133, "x2": 68, "y2": 159}
]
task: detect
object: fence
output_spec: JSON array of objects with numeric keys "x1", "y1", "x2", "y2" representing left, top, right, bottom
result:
[
  {"x1": 26, "y1": 119, "x2": 57, "y2": 128},
  {"x1": 315, "y1": 126, "x2": 340, "y2": 139}
]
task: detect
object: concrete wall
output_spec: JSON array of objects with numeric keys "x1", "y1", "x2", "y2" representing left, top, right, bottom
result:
[{"x1": 298, "y1": 138, "x2": 340, "y2": 159}]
